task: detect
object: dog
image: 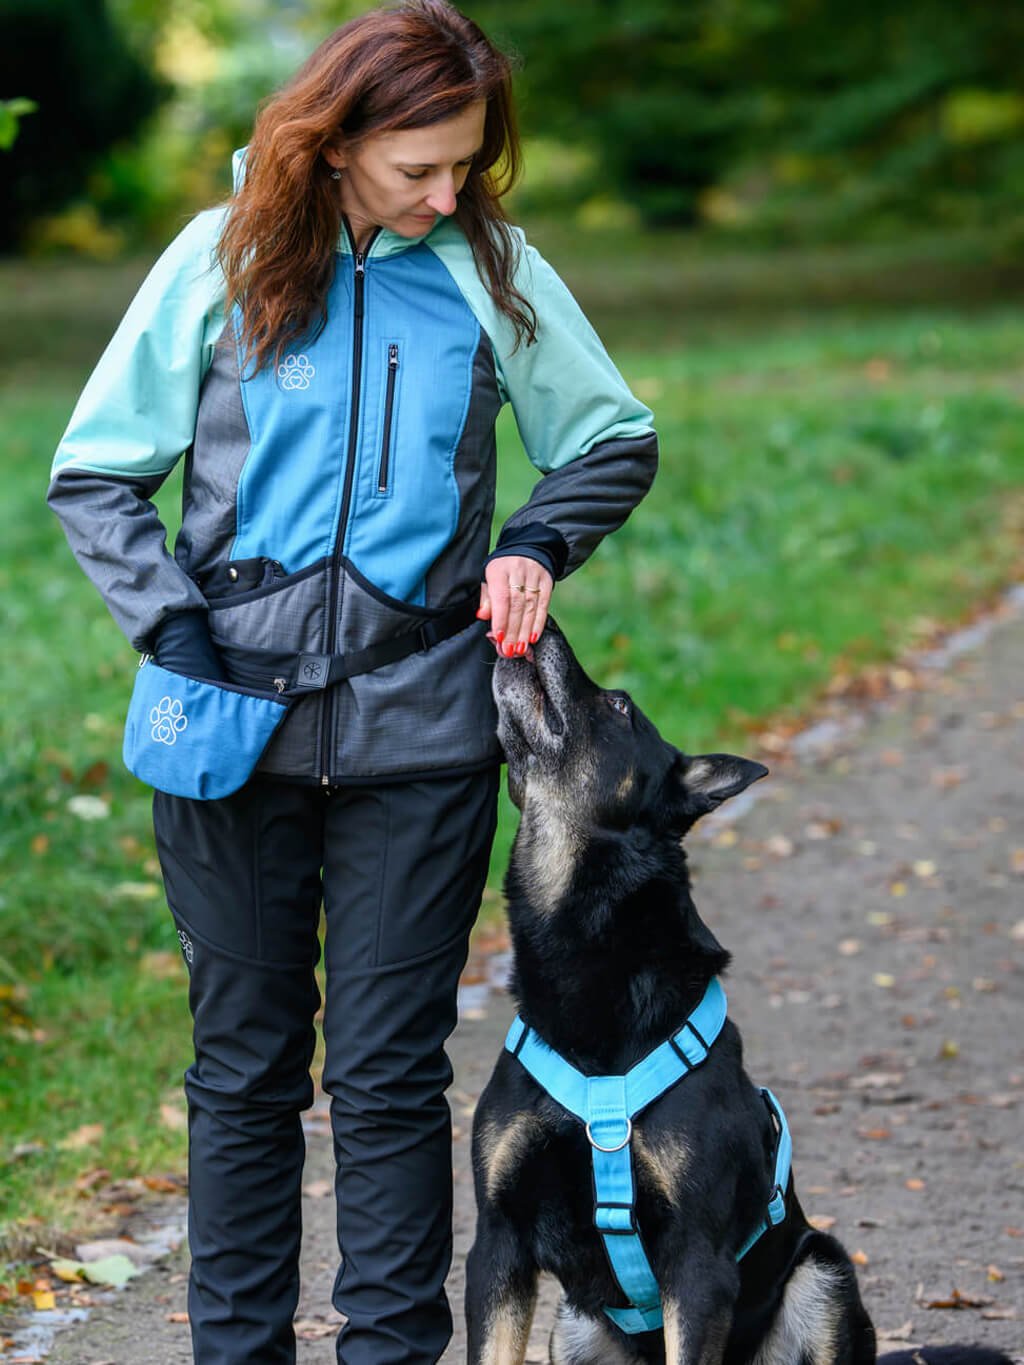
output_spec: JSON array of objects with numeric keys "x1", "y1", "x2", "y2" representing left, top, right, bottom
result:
[{"x1": 465, "y1": 624, "x2": 1013, "y2": 1365}]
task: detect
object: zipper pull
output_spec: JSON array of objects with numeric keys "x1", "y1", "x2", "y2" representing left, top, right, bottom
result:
[
  {"x1": 355, "y1": 250, "x2": 365, "y2": 276},
  {"x1": 388, "y1": 343, "x2": 398, "y2": 369}
]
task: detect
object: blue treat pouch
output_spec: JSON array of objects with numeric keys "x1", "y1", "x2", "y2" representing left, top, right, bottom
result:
[{"x1": 123, "y1": 658, "x2": 289, "y2": 799}]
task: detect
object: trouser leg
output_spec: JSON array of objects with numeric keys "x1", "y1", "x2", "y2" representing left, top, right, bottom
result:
[
  {"x1": 154, "y1": 779, "x2": 324, "y2": 1365},
  {"x1": 321, "y1": 768, "x2": 500, "y2": 1365}
]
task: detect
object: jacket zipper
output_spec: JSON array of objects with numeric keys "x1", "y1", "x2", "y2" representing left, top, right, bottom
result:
[
  {"x1": 377, "y1": 343, "x2": 399, "y2": 493},
  {"x1": 320, "y1": 221, "x2": 380, "y2": 786}
]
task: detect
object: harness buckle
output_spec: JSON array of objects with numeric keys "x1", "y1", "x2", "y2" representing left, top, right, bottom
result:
[
  {"x1": 585, "y1": 1117, "x2": 632, "y2": 1153},
  {"x1": 594, "y1": 1202, "x2": 637, "y2": 1235}
]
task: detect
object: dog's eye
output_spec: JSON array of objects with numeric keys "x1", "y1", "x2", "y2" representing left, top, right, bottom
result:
[{"x1": 607, "y1": 694, "x2": 631, "y2": 718}]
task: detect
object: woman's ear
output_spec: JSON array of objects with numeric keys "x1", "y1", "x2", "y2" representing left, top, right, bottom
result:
[{"x1": 322, "y1": 143, "x2": 347, "y2": 173}]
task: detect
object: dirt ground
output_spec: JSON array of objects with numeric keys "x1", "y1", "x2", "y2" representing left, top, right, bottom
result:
[{"x1": 4, "y1": 599, "x2": 1023, "y2": 1364}]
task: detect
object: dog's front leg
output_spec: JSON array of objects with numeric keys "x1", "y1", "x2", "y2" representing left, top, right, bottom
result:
[
  {"x1": 466, "y1": 1210, "x2": 539, "y2": 1365},
  {"x1": 660, "y1": 1248, "x2": 738, "y2": 1365}
]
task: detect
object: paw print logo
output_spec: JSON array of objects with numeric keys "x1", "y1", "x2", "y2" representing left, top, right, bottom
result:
[
  {"x1": 177, "y1": 929, "x2": 195, "y2": 965},
  {"x1": 151, "y1": 696, "x2": 188, "y2": 746},
  {"x1": 277, "y1": 353, "x2": 315, "y2": 390}
]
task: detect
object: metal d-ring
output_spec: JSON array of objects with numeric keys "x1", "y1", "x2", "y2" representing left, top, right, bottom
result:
[{"x1": 585, "y1": 1118, "x2": 633, "y2": 1153}]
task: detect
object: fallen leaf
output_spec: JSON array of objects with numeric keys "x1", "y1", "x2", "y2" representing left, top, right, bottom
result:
[
  {"x1": 987, "y1": 1265, "x2": 1005, "y2": 1282},
  {"x1": 765, "y1": 834, "x2": 795, "y2": 858},
  {"x1": 166, "y1": 1311, "x2": 189, "y2": 1323},
  {"x1": 912, "y1": 860, "x2": 937, "y2": 878},
  {"x1": 159, "y1": 1103, "x2": 187, "y2": 1132},
  {"x1": 905, "y1": 1178, "x2": 926, "y2": 1191},
  {"x1": 1010, "y1": 849, "x2": 1024, "y2": 876},
  {"x1": 66, "y1": 795, "x2": 110, "y2": 822},
  {"x1": 923, "y1": 1288, "x2": 994, "y2": 1311},
  {"x1": 878, "y1": 1320, "x2": 914, "y2": 1342},
  {"x1": 888, "y1": 883, "x2": 907, "y2": 899},
  {"x1": 931, "y1": 766, "x2": 967, "y2": 790},
  {"x1": 851, "y1": 1250, "x2": 869, "y2": 1266},
  {"x1": 31, "y1": 1290, "x2": 55, "y2": 1310},
  {"x1": 851, "y1": 1072, "x2": 904, "y2": 1089},
  {"x1": 112, "y1": 881, "x2": 160, "y2": 901},
  {"x1": 873, "y1": 973, "x2": 895, "y2": 988},
  {"x1": 1004, "y1": 1226, "x2": 1023, "y2": 1238},
  {"x1": 713, "y1": 828, "x2": 739, "y2": 849},
  {"x1": 57, "y1": 1123, "x2": 104, "y2": 1151},
  {"x1": 838, "y1": 938, "x2": 861, "y2": 956},
  {"x1": 807, "y1": 1214, "x2": 836, "y2": 1231},
  {"x1": 50, "y1": 1255, "x2": 139, "y2": 1288},
  {"x1": 938, "y1": 1040, "x2": 960, "y2": 1060},
  {"x1": 858, "y1": 1127, "x2": 892, "y2": 1141},
  {"x1": 294, "y1": 1319, "x2": 341, "y2": 1340},
  {"x1": 142, "y1": 1175, "x2": 185, "y2": 1194},
  {"x1": 981, "y1": 1307, "x2": 1017, "y2": 1320},
  {"x1": 805, "y1": 819, "x2": 842, "y2": 840}
]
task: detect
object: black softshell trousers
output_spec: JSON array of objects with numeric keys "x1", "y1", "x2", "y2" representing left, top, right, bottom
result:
[{"x1": 153, "y1": 767, "x2": 499, "y2": 1365}]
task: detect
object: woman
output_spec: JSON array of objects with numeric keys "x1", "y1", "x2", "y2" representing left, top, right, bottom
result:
[{"x1": 48, "y1": 2, "x2": 657, "y2": 1361}]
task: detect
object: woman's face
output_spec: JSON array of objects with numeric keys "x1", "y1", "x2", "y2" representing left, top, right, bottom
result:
[{"x1": 325, "y1": 101, "x2": 487, "y2": 244}]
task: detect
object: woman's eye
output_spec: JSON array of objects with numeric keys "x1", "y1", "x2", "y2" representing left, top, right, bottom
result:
[
  {"x1": 402, "y1": 171, "x2": 427, "y2": 181},
  {"x1": 607, "y1": 694, "x2": 631, "y2": 717}
]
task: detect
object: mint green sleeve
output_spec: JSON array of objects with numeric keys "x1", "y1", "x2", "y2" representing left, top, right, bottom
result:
[
  {"x1": 495, "y1": 237, "x2": 655, "y2": 471},
  {"x1": 489, "y1": 235, "x2": 658, "y2": 577},
  {"x1": 47, "y1": 209, "x2": 229, "y2": 650},
  {"x1": 51, "y1": 208, "x2": 228, "y2": 481}
]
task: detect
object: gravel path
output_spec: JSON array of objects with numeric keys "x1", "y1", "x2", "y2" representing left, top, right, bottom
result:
[{"x1": 6, "y1": 602, "x2": 1023, "y2": 1364}]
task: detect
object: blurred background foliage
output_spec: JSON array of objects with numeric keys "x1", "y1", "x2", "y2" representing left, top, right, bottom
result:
[{"x1": 2, "y1": 0, "x2": 1023, "y2": 255}]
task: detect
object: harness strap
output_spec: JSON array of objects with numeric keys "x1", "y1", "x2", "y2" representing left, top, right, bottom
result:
[
  {"x1": 212, "y1": 594, "x2": 481, "y2": 698},
  {"x1": 503, "y1": 979, "x2": 793, "y2": 1336},
  {"x1": 734, "y1": 1087, "x2": 791, "y2": 1260}
]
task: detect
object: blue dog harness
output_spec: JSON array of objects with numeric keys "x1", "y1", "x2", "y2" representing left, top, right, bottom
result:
[{"x1": 503, "y1": 977, "x2": 792, "y2": 1335}]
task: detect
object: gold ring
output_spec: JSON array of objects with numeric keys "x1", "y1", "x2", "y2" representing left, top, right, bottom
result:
[
  {"x1": 510, "y1": 583, "x2": 526, "y2": 592},
  {"x1": 526, "y1": 587, "x2": 542, "y2": 594}
]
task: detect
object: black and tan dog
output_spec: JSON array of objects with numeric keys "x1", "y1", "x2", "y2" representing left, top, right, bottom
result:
[{"x1": 465, "y1": 625, "x2": 1012, "y2": 1365}]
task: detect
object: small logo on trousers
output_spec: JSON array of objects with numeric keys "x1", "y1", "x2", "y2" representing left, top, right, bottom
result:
[
  {"x1": 177, "y1": 929, "x2": 194, "y2": 965},
  {"x1": 151, "y1": 696, "x2": 188, "y2": 745},
  {"x1": 277, "y1": 354, "x2": 315, "y2": 390}
]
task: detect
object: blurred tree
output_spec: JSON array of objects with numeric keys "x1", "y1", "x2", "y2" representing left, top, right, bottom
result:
[
  {"x1": 467, "y1": 0, "x2": 1024, "y2": 234},
  {"x1": 0, "y1": 0, "x2": 164, "y2": 250}
]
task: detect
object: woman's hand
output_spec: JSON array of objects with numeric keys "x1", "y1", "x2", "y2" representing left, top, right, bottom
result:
[{"x1": 478, "y1": 557, "x2": 554, "y2": 657}]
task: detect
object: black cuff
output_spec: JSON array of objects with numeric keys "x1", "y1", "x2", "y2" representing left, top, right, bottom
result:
[
  {"x1": 151, "y1": 610, "x2": 227, "y2": 682},
  {"x1": 486, "y1": 522, "x2": 569, "y2": 580}
]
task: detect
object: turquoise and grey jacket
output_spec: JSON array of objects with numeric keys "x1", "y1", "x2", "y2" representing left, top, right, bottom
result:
[{"x1": 48, "y1": 203, "x2": 657, "y2": 784}]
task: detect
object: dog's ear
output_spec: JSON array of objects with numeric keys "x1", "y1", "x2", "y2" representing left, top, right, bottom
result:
[{"x1": 673, "y1": 753, "x2": 768, "y2": 821}]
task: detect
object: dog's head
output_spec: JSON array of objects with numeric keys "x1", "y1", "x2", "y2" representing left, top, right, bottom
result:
[{"x1": 493, "y1": 623, "x2": 767, "y2": 846}]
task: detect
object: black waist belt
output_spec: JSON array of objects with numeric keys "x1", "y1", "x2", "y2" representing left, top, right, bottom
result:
[{"x1": 213, "y1": 595, "x2": 481, "y2": 699}]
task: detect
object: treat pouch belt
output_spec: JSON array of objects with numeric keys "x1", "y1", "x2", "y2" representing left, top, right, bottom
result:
[{"x1": 123, "y1": 658, "x2": 289, "y2": 800}]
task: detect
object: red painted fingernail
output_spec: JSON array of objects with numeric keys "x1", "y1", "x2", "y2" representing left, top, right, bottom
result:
[
  {"x1": 518, "y1": 642, "x2": 528, "y2": 656},
  {"x1": 529, "y1": 632, "x2": 539, "y2": 644},
  {"x1": 504, "y1": 643, "x2": 516, "y2": 657},
  {"x1": 475, "y1": 608, "x2": 488, "y2": 619},
  {"x1": 496, "y1": 630, "x2": 505, "y2": 644}
]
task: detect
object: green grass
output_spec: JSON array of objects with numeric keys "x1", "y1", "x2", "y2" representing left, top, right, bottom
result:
[{"x1": 2, "y1": 236, "x2": 1023, "y2": 1263}]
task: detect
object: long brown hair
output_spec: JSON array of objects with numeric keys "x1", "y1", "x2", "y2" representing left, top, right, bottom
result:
[{"x1": 217, "y1": 0, "x2": 536, "y2": 375}]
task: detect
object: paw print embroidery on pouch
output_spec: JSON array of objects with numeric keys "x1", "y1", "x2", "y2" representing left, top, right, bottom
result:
[
  {"x1": 277, "y1": 353, "x2": 315, "y2": 390},
  {"x1": 151, "y1": 696, "x2": 188, "y2": 746}
]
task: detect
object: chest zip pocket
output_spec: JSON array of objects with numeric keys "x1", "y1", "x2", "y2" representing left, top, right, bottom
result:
[{"x1": 377, "y1": 342, "x2": 399, "y2": 494}]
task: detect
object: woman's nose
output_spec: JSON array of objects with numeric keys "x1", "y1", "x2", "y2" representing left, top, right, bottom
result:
[{"x1": 425, "y1": 176, "x2": 457, "y2": 216}]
